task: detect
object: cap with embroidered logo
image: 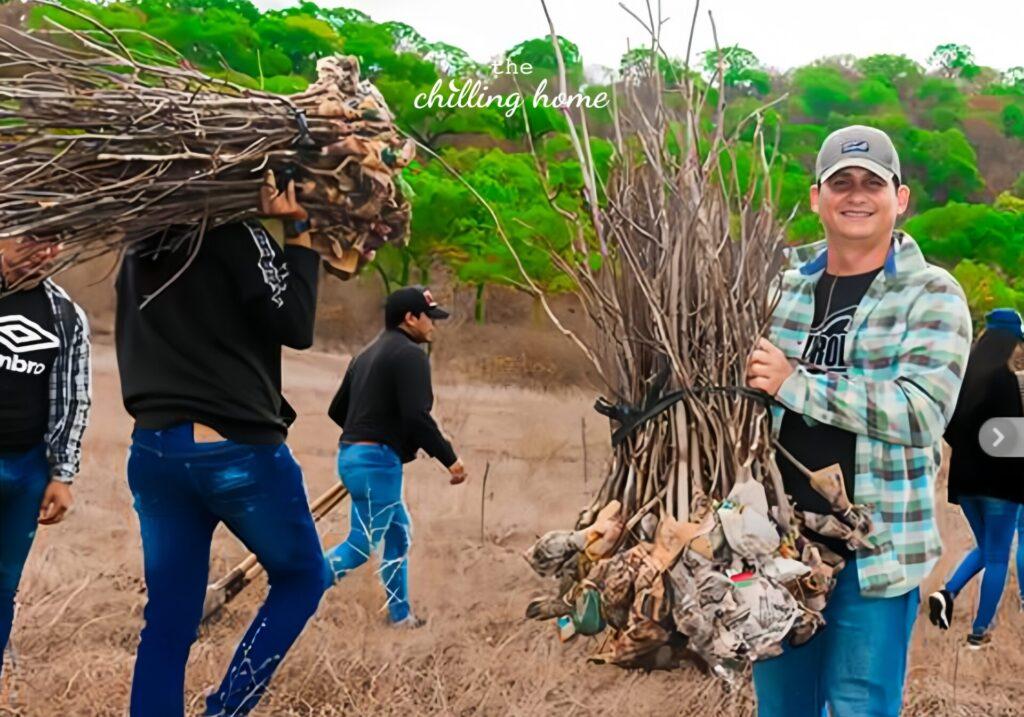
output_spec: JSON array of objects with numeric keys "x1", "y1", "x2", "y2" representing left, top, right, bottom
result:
[
  {"x1": 816, "y1": 125, "x2": 902, "y2": 185},
  {"x1": 385, "y1": 285, "x2": 450, "y2": 327}
]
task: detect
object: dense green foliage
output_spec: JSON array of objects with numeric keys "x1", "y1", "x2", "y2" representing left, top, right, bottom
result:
[{"x1": 32, "y1": 1, "x2": 1024, "y2": 321}]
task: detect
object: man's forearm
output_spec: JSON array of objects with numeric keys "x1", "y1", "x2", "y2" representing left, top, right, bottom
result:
[{"x1": 777, "y1": 368, "x2": 949, "y2": 447}]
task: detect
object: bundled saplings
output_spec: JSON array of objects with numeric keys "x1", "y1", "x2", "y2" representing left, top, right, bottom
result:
[
  {"x1": 0, "y1": 15, "x2": 413, "y2": 291},
  {"x1": 522, "y1": 3, "x2": 874, "y2": 679}
]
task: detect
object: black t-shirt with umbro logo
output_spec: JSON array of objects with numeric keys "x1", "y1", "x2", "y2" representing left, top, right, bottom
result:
[
  {"x1": 0, "y1": 284, "x2": 59, "y2": 452},
  {"x1": 777, "y1": 266, "x2": 882, "y2": 557}
]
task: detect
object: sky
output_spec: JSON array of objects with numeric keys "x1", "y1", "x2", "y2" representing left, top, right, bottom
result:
[{"x1": 251, "y1": 0, "x2": 1023, "y2": 74}]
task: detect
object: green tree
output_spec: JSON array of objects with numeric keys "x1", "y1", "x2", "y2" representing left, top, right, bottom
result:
[
  {"x1": 505, "y1": 36, "x2": 583, "y2": 85},
  {"x1": 423, "y1": 42, "x2": 486, "y2": 76},
  {"x1": 499, "y1": 36, "x2": 586, "y2": 141},
  {"x1": 855, "y1": 54, "x2": 923, "y2": 96},
  {"x1": 401, "y1": 142, "x2": 605, "y2": 320},
  {"x1": 1012, "y1": 172, "x2": 1024, "y2": 199},
  {"x1": 1002, "y1": 103, "x2": 1024, "y2": 139},
  {"x1": 856, "y1": 79, "x2": 900, "y2": 111},
  {"x1": 996, "y1": 66, "x2": 1024, "y2": 95},
  {"x1": 994, "y1": 191, "x2": 1024, "y2": 213},
  {"x1": 790, "y1": 66, "x2": 856, "y2": 119},
  {"x1": 916, "y1": 77, "x2": 967, "y2": 129},
  {"x1": 701, "y1": 46, "x2": 771, "y2": 95},
  {"x1": 928, "y1": 43, "x2": 980, "y2": 80},
  {"x1": 903, "y1": 202, "x2": 1024, "y2": 275},
  {"x1": 253, "y1": 10, "x2": 342, "y2": 77},
  {"x1": 901, "y1": 128, "x2": 985, "y2": 207},
  {"x1": 620, "y1": 48, "x2": 686, "y2": 87},
  {"x1": 952, "y1": 260, "x2": 1024, "y2": 320}
]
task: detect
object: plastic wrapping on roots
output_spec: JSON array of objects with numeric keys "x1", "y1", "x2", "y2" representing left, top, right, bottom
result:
[{"x1": 523, "y1": 446, "x2": 877, "y2": 680}]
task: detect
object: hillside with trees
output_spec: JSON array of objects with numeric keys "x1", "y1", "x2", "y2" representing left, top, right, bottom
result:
[{"x1": 28, "y1": 0, "x2": 1024, "y2": 323}]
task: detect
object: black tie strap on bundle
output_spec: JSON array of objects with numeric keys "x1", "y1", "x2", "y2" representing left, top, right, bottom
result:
[
  {"x1": 595, "y1": 383, "x2": 774, "y2": 447},
  {"x1": 291, "y1": 108, "x2": 317, "y2": 149}
]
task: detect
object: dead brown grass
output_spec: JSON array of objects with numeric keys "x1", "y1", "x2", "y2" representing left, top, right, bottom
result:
[{"x1": 1, "y1": 343, "x2": 1022, "y2": 716}]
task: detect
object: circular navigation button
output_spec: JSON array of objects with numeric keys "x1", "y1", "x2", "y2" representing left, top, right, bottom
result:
[{"x1": 979, "y1": 418, "x2": 1024, "y2": 458}]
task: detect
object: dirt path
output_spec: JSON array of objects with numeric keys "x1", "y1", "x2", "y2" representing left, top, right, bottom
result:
[{"x1": 1, "y1": 342, "x2": 1021, "y2": 716}]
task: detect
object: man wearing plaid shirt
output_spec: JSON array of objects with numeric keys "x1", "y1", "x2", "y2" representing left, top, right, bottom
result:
[
  {"x1": 746, "y1": 126, "x2": 972, "y2": 717},
  {"x1": 0, "y1": 239, "x2": 91, "y2": 674}
]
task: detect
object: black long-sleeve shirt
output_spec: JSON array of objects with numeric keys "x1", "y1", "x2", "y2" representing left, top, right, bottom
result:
[
  {"x1": 116, "y1": 220, "x2": 319, "y2": 444},
  {"x1": 329, "y1": 328, "x2": 457, "y2": 467}
]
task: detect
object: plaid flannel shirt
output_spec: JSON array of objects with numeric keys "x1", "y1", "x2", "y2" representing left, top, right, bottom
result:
[
  {"x1": 768, "y1": 232, "x2": 972, "y2": 597},
  {"x1": 43, "y1": 280, "x2": 92, "y2": 483}
]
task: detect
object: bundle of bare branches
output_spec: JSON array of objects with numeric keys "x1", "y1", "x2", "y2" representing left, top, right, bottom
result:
[
  {"x1": 0, "y1": 5, "x2": 413, "y2": 291},
  {"x1": 518, "y1": 1, "x2": 866, "y2": 679}
]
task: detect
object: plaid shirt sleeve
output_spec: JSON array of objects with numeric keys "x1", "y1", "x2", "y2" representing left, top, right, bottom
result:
[
  {"x1": 45, "y1": 283, "x2": 92, "y2": 483},
  {"x1": 775, "y1": 274, "x2": 972, "y2": 448}
]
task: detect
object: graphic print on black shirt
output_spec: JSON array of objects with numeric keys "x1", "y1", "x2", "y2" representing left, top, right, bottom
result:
[
  {"x1": 116, "y1": 220, "x2": 321, "y2": 445},
  {"x1": 777, "y1": 267, "x2": 881, "y2": 558},
  {"x1": 0, "y1": 285, "x2": 59, "y2": 452},
  {"x1": 801, "y1": 287, "x2": 859, "y2": 374}
]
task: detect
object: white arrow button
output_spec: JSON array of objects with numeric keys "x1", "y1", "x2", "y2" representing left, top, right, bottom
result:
[{"x1": 980, "y1": 418, "x2": 1024, "y2": 457}]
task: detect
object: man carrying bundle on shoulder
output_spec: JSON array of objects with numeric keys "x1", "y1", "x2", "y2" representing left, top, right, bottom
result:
[
  {"x1": 116, "y1": 173, "x2": 371, "y2": 717},
  {"x1": 0, "y1": 239, "x2": 91, "y2": 675},
  {"x1": 745, "y1": 125, "x2": 972, "y2": 717}
]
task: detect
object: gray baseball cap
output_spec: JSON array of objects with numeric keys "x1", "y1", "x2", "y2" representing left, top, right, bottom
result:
[{"x1": 815, "y1": 125, "x2": 901, "y2": 184}]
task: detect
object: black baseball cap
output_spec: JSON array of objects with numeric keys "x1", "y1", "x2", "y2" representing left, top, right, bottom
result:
[{"x1": 385, "y1": 285, "x2": 450, "y2": 327}]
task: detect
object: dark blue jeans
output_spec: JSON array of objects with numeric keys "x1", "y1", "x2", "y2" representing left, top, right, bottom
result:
[
  {"x1": 325, "y1": 443, "x2": 411, "y2": 622},
  {"x1": 0, "y1": 444, "x2": 49, "y2": 673},
  {"x1": 752, "y1": 560, "x2": 919, "y2": 717},
  {"x1": 946, "y1": 495, "x2": 1020, "y2": 634},
  {"x1": 127, "y1": 424, "x2": 330, "y2": 717}
]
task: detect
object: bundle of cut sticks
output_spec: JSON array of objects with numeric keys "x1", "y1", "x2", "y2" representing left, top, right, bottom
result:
[{"x1": 0, "y1": 8, "x2": 414, "y2": 290}]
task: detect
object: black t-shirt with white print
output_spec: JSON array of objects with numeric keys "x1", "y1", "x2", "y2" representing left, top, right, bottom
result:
[
  {"x1": 776, "y1": 266, "x2": 882, "y2": 558},
  {"x1": 0, "y1": 284, "x2": 59, "y2": 452}
]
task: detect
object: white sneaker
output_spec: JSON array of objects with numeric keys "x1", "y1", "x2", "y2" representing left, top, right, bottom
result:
[
  {"x1": 927, "y1": 589, "x2": 954, "y2": 630},
  {"x1": 391, "y1": 613, "x2": 426, "y2": 629}
]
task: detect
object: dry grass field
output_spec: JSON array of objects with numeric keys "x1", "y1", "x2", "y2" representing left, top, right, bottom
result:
[{"x1": 1, "y1": 337, "x2": 1022, "y2": 716}]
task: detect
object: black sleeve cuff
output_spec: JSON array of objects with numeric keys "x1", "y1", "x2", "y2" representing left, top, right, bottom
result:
[
  {"x1": 434, "y1": 442, "x2": 458, "y2": 469},
  {"x1": 283, "y1": 244, "x2": 321, "y2": 273}
]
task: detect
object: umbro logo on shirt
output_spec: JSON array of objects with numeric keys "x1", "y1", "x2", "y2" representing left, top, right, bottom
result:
[
  {"x1": 0, "y1": 315, "x2": 58, "y2": 375},
  {"x1": 0, "y1": 351, "x2": 47, "y2": 374},
  {"x1": 0, "y1": 315, "x2": 59, "y2": 353}
]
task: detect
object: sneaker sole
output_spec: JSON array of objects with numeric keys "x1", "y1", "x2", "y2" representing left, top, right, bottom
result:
[{"x1": 928, "y1": 593, "x2": 950, "y2": 630}]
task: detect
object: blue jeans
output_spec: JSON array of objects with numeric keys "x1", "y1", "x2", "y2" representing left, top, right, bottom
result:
[
  {"x1": 127, "y1": 424, "x2": 330, "y2": 717},
  {"x1": 753, "y1": 560, "x2": 919, "y2": 717},
  {"x1": 946, "y1": 495, "x2": 1020, "y2": 634},
  {"x1": 325, "y1": 443, "x2": 411, "y2": 622},
  {"x1": 0, "y1": 444, "x2": 49, "y2": 672}
]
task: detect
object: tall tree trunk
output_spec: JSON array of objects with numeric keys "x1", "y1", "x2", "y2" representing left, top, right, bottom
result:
[
  {"x1": 475, "y1": 283, "x2": 486, "y2": 324},
  {"x1": 373, "y1": 263, "x2": 393, "y2": 295},
  {"x1": 399, "y1": 250, "x2": 410, "y2": 287}
]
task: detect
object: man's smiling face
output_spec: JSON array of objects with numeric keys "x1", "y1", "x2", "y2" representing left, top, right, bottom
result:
[{"x1": 810, "y1": 167, "x2": 911, "y2": 242}]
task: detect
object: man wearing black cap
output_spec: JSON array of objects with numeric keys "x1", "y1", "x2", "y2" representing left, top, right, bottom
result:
[{"x1": 325, "y1": 285, "x2": 466, "y2": 627}]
